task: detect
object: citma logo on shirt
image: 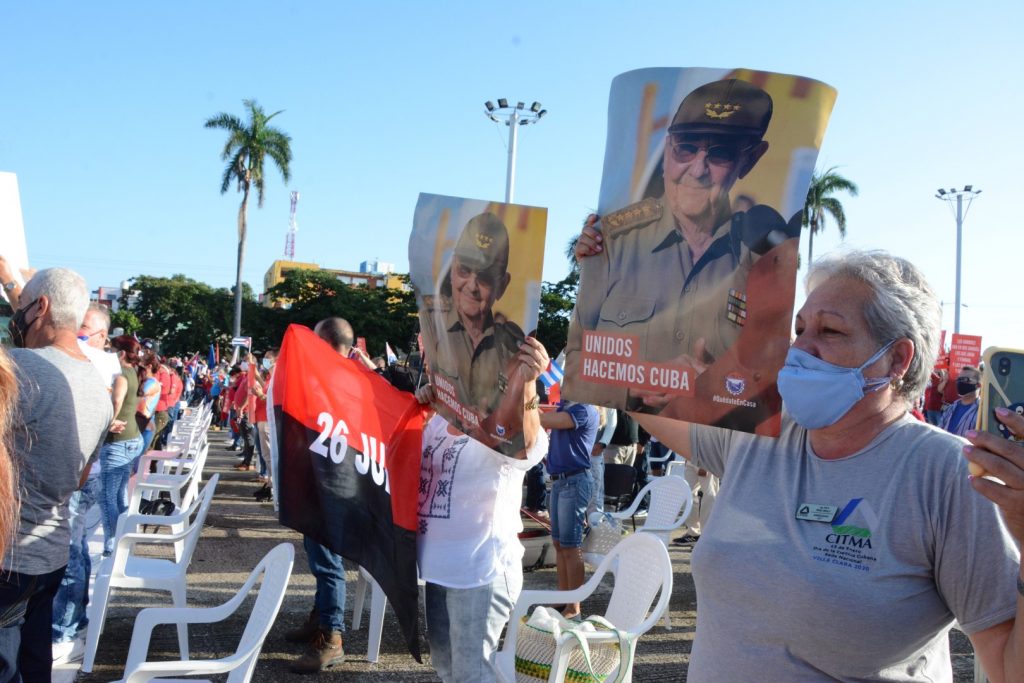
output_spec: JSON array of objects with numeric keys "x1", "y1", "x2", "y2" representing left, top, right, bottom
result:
[
  {"x1": 827, "y1": 498, "x2": 876, "y2": 548},
  {"x1": 810, "y1": 498, "x2": 880, "y2": 573}
]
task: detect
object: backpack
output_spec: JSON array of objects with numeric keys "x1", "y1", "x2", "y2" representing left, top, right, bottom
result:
[{"x1": 137, "y1": 497, "x2": 176, "y2": 532}]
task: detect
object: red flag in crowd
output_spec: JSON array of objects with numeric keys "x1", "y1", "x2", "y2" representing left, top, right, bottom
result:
[{"x1": 268, "y1": 324, "x2": 425, "y2": 659}]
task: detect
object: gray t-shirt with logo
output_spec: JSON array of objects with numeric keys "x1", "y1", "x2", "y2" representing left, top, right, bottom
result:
[
  {"x1": 4, "y1": 346, "x2": 111, "y2": 575},
  {"x1": 688, "y1": 414, "x2": 1019, "y2": 682}
]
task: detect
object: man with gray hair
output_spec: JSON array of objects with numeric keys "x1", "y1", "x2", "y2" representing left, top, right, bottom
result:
[{"x1": 0, "y1": 268, "x2": 111, "y2": 682}]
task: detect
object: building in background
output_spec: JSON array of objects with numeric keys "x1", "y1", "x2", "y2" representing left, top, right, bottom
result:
[
  {"x1": 262, "y1": 259, "x2": 407, "y2": 308},
  {"x1": 359, "y1": 258, "x2": 395, "y2": 275}
]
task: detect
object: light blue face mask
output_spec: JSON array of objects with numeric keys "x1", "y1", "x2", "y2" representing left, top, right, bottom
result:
[
  {"x1": 262, "y1": 358, "x2": 273, "y2": 370},
  {"x1": 777, "y1": 341, "x2": 895, "y2": 430}
]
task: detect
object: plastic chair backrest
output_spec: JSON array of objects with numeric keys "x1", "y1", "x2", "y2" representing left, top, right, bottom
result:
[
  {"x1": 228, "y1": 543, "x2": 296, "y2": 682},
  {"x1": 644, "y1": 476, "x2": 692, "y2": 529},
  {"x1": 174, "y1": 474, "x2": 218, "y2": 565},
  {"x1": 665, "y1": 460, "x2": 687, "y2": 478},
  {"x1": 604, "y1": 532, "x2": 673, "y2": 630}
]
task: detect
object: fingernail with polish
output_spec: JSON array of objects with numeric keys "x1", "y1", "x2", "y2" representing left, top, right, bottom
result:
[
  {"x1": 996, "y1": 407, "x2": 1010, "y2": 416},
  {"x1": 965, "y1": 430, "x2": 977, "y2": 439}
]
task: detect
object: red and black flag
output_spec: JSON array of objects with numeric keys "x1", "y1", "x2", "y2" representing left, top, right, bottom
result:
[{"x1": 269, "y1": 324, "x2": 425, "y2": 659}]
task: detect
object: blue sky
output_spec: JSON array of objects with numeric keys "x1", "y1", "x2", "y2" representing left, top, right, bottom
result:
[{"x1": 2, "y1": 1, "x2": 1021, "y2": 349}]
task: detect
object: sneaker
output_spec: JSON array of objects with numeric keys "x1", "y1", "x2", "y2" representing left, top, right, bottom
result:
[
  {"x1": 52, "y1": 637, "x2": 85, "y2": 663},
  {"x1": 289, "y1": 628, "x2": 345, "y2": 674},
  {"x1": 672, "y1": 533, "x2": 700, "y2": 545},
  {"x1": 284, "y1": 607, "x2": 320, "y2": 643}
]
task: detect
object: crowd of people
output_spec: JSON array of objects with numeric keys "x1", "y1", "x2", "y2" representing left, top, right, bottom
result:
[{"x1": 0, "y1": 238, "x2": 1022, "y2": 683}]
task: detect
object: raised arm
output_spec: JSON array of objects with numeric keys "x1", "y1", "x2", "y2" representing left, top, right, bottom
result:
[
  {"x1": 630, "y1": 413, "x2": 692, "y2": 461},
  {"x1": 963, "y1": 407, "x2": 1024, "y2": 682}
]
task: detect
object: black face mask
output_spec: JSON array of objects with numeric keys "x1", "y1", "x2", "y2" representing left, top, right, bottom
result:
[
  {"x1": 7, "y1": 299, "x2": 40, "y2": 348},
  {"x1": 956, "y1": 379, "x2": 978, "y2": 396}
]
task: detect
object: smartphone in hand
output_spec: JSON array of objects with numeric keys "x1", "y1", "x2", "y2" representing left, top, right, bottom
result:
[{"x1": 979, "y1": 347, "x2": 1024, "y2": 441}]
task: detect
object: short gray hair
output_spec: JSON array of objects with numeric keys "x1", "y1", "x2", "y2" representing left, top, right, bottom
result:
[
  {"x1": 84, "y1": 303, "x2": 111, "y2": 331},
  {"x1": 20, "y1": 268, "x2": 90, "y2": 332},
  {"x1": 806, "y1": 251, "x2": 941, "y2": 401}
]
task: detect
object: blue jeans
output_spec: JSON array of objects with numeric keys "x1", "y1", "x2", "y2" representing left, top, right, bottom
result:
[
  {"x1": 550, "y1": 470, "x2": 593, "y2": 548},
  {"x1": 0, "y1": 566, "x2": 66, "y2": 683},
  {"x1": 588, "y1": 455, "x2": 604, "y2": 516},
  {"x1": 51, "y1": 476, "x2": 101, "y2": 642},
  {"x1": 425, "y1": 570, "x2": 521, "y2": 683},
  {"x1": 99, "y1": 436, "x2": 143, "y2": 555},
  {"x1": 303, "y1": 536, "x2": 346, "y2": 632}
]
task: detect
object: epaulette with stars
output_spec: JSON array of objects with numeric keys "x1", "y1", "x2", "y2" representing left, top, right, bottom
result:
[{"x1": 602, "y1": 197, "x2": 662, "y2": 239}]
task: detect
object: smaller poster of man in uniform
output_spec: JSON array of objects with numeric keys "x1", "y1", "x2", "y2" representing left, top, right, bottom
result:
[{"x1": 408, "y1": 193, "x2": 547, "y2": 456}]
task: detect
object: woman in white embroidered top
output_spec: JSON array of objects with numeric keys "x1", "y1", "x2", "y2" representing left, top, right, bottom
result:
[
  {"x1": 576, "y1": 225, "x2": 1024, "y2": 680},
  {"x1": 415, "y1": 336, "x2": 550, "y2": 683}
]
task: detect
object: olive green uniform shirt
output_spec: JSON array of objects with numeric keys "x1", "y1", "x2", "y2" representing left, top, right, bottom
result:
[
  {"x1": 565, "y1": 198, "x2": 753, "y2": 409},
  {"x1": 429, "y1": 303, "x2": 525, "y2": 414}
]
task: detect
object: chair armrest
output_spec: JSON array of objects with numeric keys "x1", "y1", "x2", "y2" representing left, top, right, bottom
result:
[{"x1": 636, "y1": 523, "x2": 684, "y2": 534}]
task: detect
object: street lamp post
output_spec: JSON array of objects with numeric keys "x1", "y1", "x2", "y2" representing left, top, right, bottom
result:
[
  {"x1": 484, "y1": 99, "x2": 547, "y2": 203},
  {"x1": 934, "y1": 185, "x2": 981, "y2": 334}
]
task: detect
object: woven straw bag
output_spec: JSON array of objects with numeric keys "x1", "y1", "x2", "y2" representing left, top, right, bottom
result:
[{"x1": 514, "y1": 606, "x2": 632, "y2": 683}]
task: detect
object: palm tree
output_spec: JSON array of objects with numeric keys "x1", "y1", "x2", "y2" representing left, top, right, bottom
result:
[
  {"x1": 802, "y1": 166, "x2": 858, "y2": 265},
  {"x1": 205, "y1": 99, "x2": 292, "y2": 338}
]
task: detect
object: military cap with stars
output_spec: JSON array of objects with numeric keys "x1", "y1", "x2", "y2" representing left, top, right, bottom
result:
[
  {"x1": 668, "y1": 78, "x2": 773, "y2": 139},
  {"x1": 452, "y1": 212, "x2": 510, "y2": 272}
]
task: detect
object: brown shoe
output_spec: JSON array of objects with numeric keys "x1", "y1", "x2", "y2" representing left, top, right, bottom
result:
[
  {"x1": 290, "y1": 628, "x2": 345, "y2": 673},
  {"x1": 284, "y1": 607, "x2": 320, "y2": 643}
]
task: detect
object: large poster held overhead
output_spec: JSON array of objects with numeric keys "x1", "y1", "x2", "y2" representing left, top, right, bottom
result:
[{"x1": 565, "y1": 68, "x2": 837, "y2": 436}]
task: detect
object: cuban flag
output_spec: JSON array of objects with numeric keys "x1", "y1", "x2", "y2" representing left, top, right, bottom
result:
[
  {"x1": 540, "y1": 351, "x2": 565, "y2": 404},
  {"x1": 385, "y1": 341, "x2": 398, "y2": 365}
]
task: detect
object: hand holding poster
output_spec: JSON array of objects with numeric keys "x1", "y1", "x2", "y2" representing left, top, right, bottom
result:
[
  {"x1": 0, "y1": 172, "x2": 31, "y2": 304},
  {"x1": 408, "y1": 193, "x2": 547, "y2": 455},
  {"x1": 268, "y1": 324, "x2": 425, "y2": 659},
  {"x1": 564, "y1": 68, "x2": 837, "y2": 436}
]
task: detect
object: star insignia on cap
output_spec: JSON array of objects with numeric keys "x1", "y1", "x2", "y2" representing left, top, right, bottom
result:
[
  {"x1": 476, "y1": 233, "x2": 494, "y2": 250},
  {"x1": 705, "y1": 102, "x2": 742, "y2": 119}
]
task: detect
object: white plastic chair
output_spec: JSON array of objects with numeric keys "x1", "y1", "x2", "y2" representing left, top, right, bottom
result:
[
  {"x1": 584, "y1": 476, "x2": 690, "y2": 628},
  {"x1": 612, "y1": 476, "x2": 693, "y2": 543},
  {"x1": 83, "y1": 474, "x2": 220, "y2": 672},
  {"x1": 351, "y1": 566, "x2": 426, "y2": 662},
  {"x1": 114, "y1": 542, "x2": 294, "y2": 683},
  {"x1": 493, "y1": 532, "x2": 673, "y2": 683},
  {"x1": 130, "y1": 443, "x2": 209, "y2": 518}
]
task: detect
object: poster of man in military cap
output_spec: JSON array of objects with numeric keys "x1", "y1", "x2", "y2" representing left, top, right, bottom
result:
[
  {"x1": 408, "y1": 193, "x2": 547, "y2": 455},
  {"x1": 564, "y1": 68, "x2": 837, "y2": 436}
]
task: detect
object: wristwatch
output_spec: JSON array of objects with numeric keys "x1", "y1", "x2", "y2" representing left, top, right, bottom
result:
[{"x1": 3, "y1": 282, "x2": 16, "y2": 292}]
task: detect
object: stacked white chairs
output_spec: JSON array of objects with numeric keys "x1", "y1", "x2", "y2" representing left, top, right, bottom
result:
[
  {"x1": 114, "y1": 543, "x2": 294, "y2": 683},
  {"x1": 83, "y1": 474, "x2": 220, "y2": 672},
  {"x1": 493, "y1": 532, "x2": 673, "y2": 683}
]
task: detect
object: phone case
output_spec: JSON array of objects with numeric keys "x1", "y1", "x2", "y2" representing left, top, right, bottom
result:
[{"x1": 979, "y1": 347, "x2": 1024, "y2": 440}]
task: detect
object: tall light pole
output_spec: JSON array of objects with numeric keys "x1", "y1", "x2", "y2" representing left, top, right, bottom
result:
[
  {"x1": 484, "y1": 99, "x2": 547, "y2": 203},
  {"x1": 934, "y1": 185, "x2": 981, "y2": 333}
]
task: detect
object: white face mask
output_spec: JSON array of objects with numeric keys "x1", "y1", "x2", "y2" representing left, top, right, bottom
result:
[
  {"x1": 240, "y1": 361, "x2": 249, "y2": 371},
  {"x1": 262, "y1": 358, "x2": 274, "y2": 370}
]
